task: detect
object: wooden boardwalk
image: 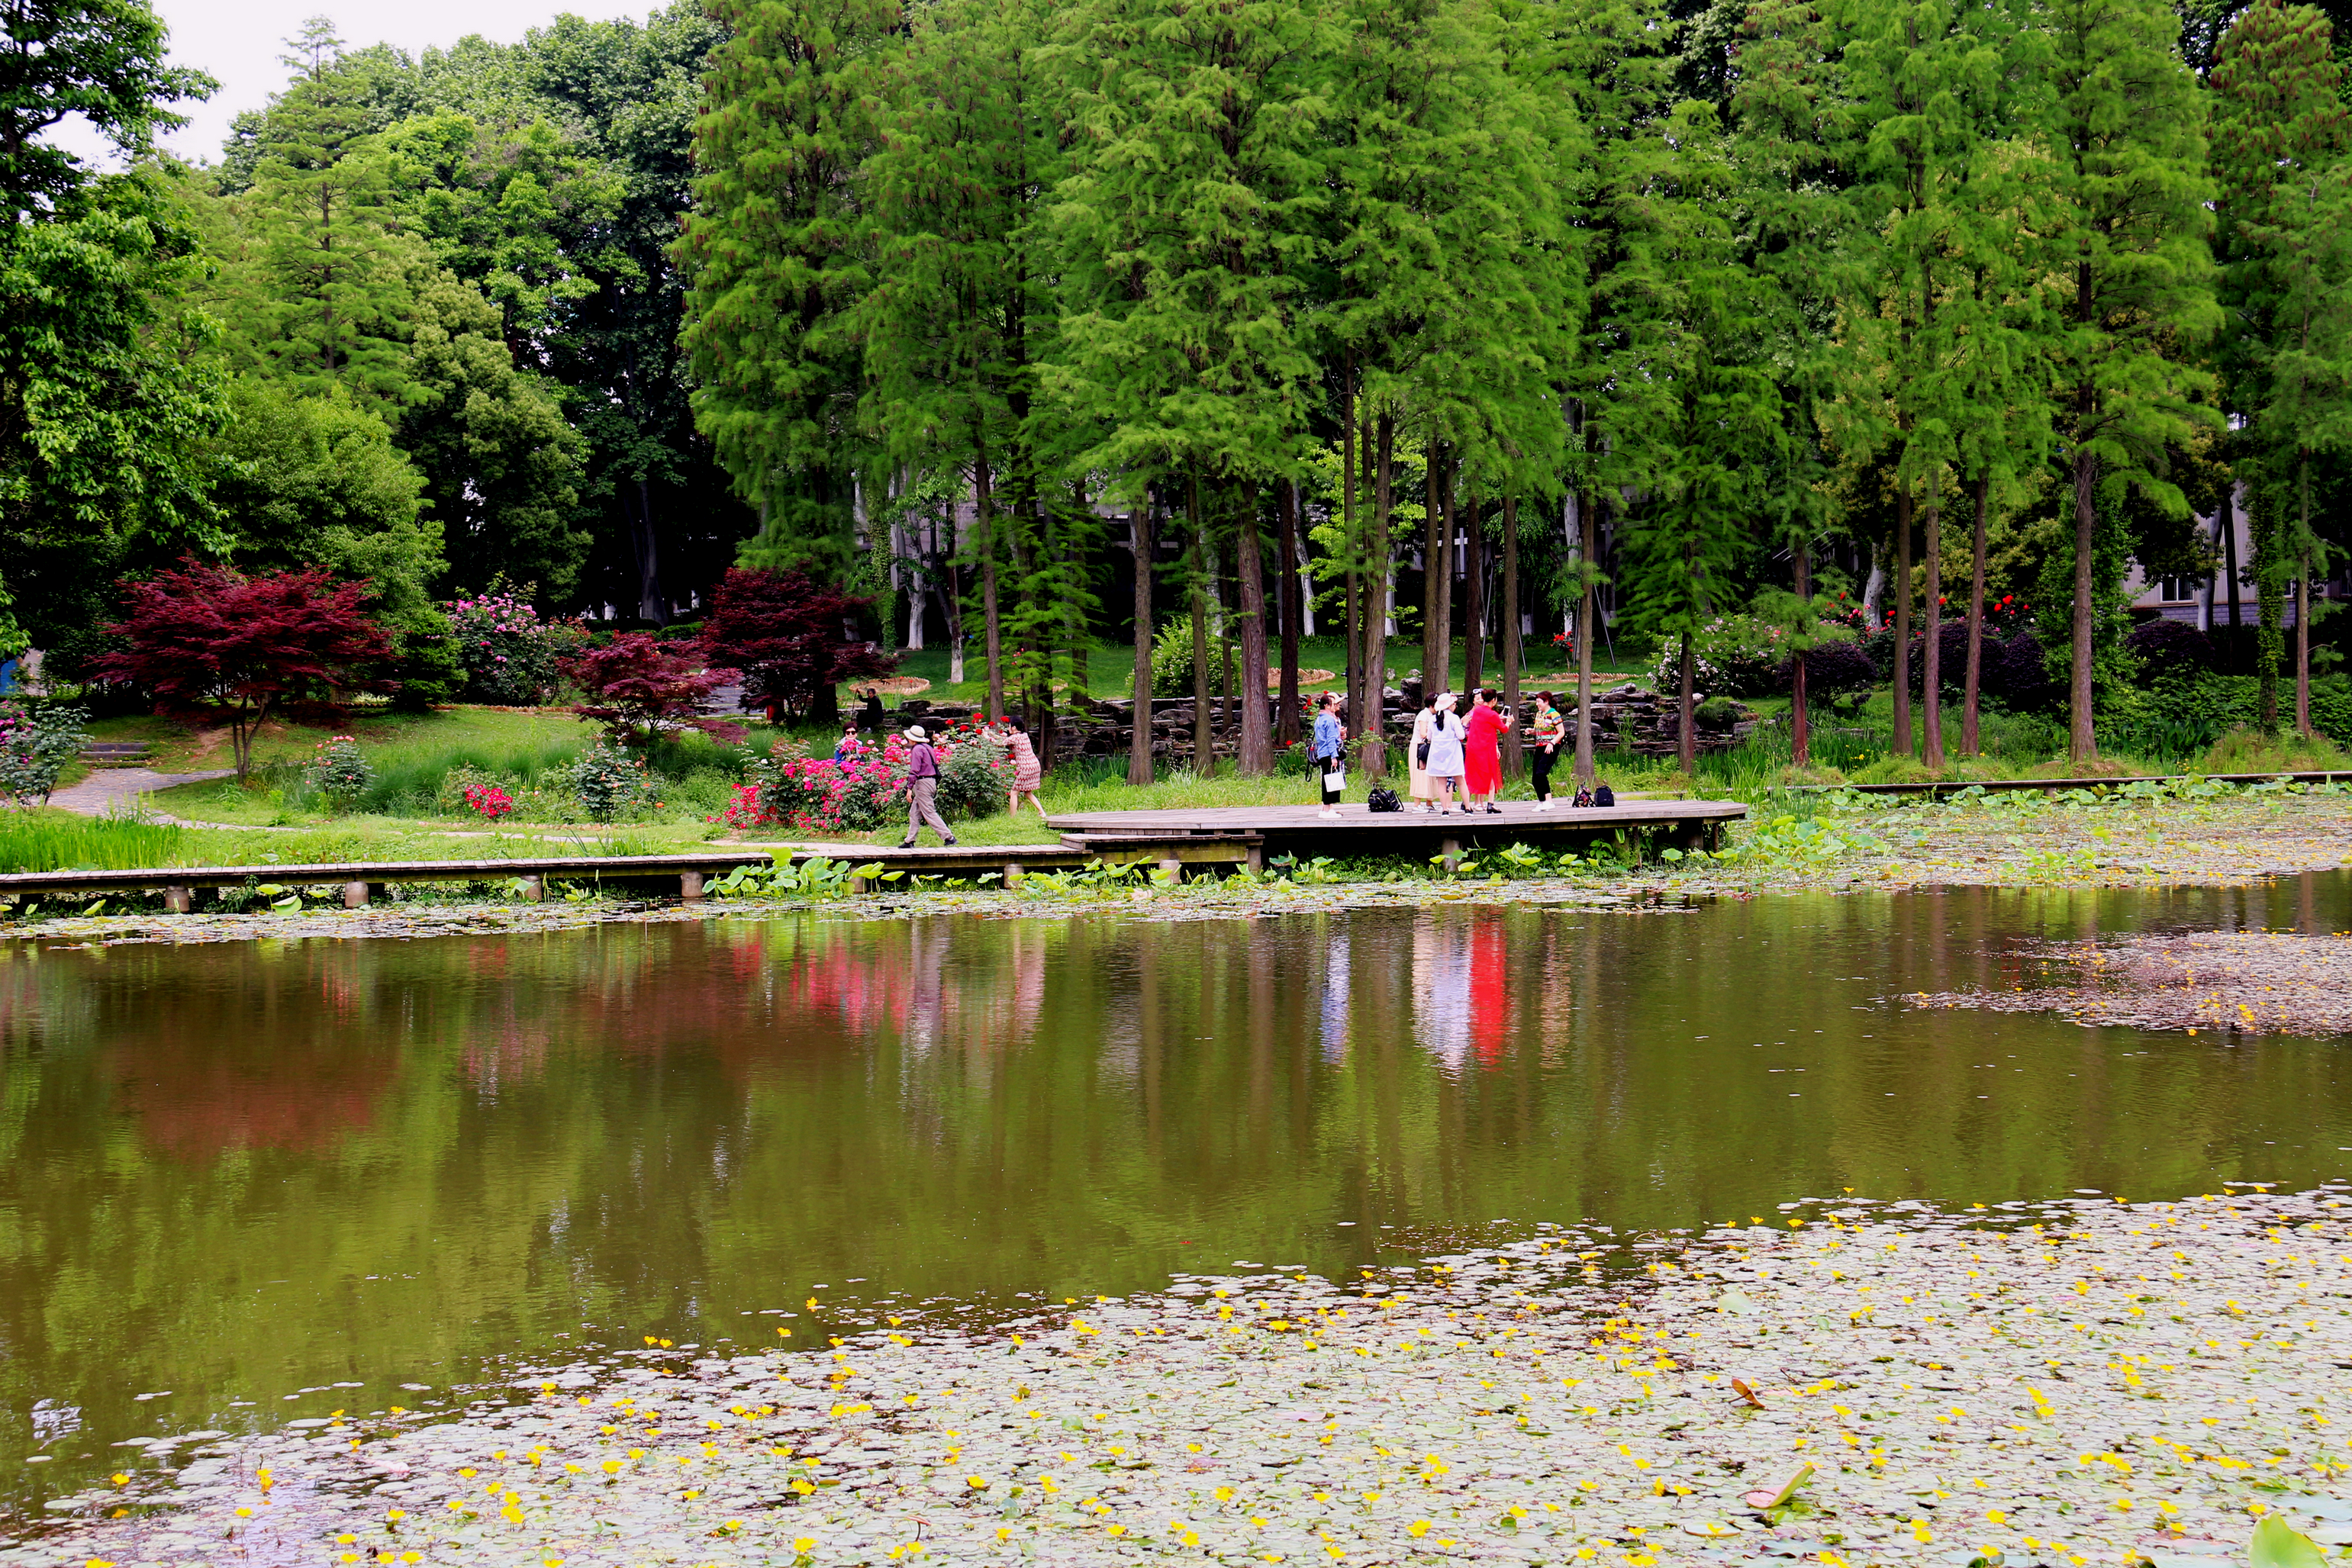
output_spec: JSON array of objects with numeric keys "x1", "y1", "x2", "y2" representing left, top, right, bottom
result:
[
  {"x1": 1046, "y1": 799, "x2": 1747, "y2": 871},
  {"x1": 0, "y1": 800, "x2": 1750, "y2": 910}
]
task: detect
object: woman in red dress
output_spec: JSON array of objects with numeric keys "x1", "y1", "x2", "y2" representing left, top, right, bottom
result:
[{"x1": 1463, "y1": 688, "x2": 1506, "y2": 813}]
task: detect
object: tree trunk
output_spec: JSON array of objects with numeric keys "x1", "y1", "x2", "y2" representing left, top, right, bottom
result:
[
  {"x1": 1218, "y1": 538, "x2": 1236, "y2": 760},
  {"x1": 976, "y1": 456, "x2": 1004, "y2": 723},
  {"x1": 1574, "y1": 491, "x2": 1597, "y2": 791},
  {"x1": 1893, "y1": 484, "x2": 1913, "y2": 758},
  {"x1": 1237, "y1": 485, "x2": 1271, "y2": 774},
  {"x1": 1342, "y1": 370, "x2": 1361, "y2": 736},
  {"x1": 1435, "y1": 447, "x2": 1457, "y2": 695},
  {"x1": 1129, "y1": 500, "x2": 1155, "y2": 786},
  {"x1": 631, "y1": 479, "x2": 663, "y2": 623},
  {"x1": 2224, "y1": 482, "x2": 2243, "y2": 628},
  {"x1": 1464, "y1": 485, "x2": 1485, "y2": 694},
  {"x1": 1792, "y1": 537, "x2": 1811, "y2": 769},
  {"x1": 1361, "y1": 414, "x2": 1393, "y2": 777},
  {"x1": 1501, "y1": 493, "x2": 1522, "y2": 779},
  {"x1": 2067, "y1": 446, "x2": 2099, "y2": 762},
  {"x1": 1962, "y1": 471, "x2": 1990, "y2": 757},
  {"x1": 1677, "y1": 628, "x2": 1697, "y2": 778},
  {"x1": 1189, "y1": 474, "x2": 1211, "y2": 773},
  {"x1": 1922, "y1": 498, "x2": 1944, "y2": 769},
  {"x1": 1276, "y1": 478, "x2": 1300, "y2": 747},
  {"x1": 2296, "y1": 463, "x2": 2313, "y2": 738},
  {"x1": 1422, "y1": 437, "x2": 1447, "y2": 695}
]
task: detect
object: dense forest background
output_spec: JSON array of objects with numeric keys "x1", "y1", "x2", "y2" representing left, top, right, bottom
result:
[{"x1": 3, "y1": 0, "x2": 2350, "y2": 761}]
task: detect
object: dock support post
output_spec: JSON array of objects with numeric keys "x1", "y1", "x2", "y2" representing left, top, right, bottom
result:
[
  {"x1": 343, "y1": 881, "x2": 369, "y2": 908},
  {"x1": 1440, "y1": 836, "x2": 1461, "y2": 874},
  {"x1": 1003, "y1": 863, "x2": 1023, "y2": 888},
  {"x1": 519, "y1": 876, "x2": 544, "y2": 903},
  {"x1": 163, "y1": 885, "x2": 193, "y2": 914},
  {"x1": 1245, "y1": 844, "x2": 1263, "y2": 876},
  {"x1": 1158, "y1": 857, "x2": 1183, "y2": 884},
  {"x1": 850, "y1": 874, "x2": 872, "y2": 895},
  {"x1": 680, "y1": 870, "x2": 705, "y2": 902}
]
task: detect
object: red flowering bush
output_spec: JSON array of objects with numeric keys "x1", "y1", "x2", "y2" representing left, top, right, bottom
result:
[{"x1": 462, "y1": 781, "x2": 516, "y2": 821}]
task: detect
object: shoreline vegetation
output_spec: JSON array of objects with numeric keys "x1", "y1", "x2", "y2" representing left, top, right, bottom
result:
[{"x1": 13, "y1": 1187, "x2": 2345, "y2": 1568}]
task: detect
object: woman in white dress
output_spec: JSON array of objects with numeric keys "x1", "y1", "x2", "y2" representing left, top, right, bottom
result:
[
  {"x1": 1406, "y1": 692, "x2": 1438, "y2": 811},
  {"x1": 1422, "y1": 694, "x2": 1468, "y2": 814}
]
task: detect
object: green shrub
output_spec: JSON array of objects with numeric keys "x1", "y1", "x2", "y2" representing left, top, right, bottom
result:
[
  {"x1": 0, "y1": 701, "x2": 89, "y2": 809},
  {"x1": 936, "y1": 749, "x2": 1007, "y2": 819},
  {"x1": 1151, "y1": 618, "x2": 1197, "y2": 698},
  {"x1": 568, "y1": 741, "x2": 653, "y2": 822},
  {"x1": 301, "y1": 736, "x2": 376, "y2": 813}
]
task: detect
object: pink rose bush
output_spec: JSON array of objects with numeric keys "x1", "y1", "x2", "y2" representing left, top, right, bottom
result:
[{"x1": 720, "y1": 719, "x2": 1011, "y2": 832}]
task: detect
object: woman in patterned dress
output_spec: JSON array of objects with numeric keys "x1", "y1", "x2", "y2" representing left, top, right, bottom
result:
[{"x1": 990, "y1": 715, "x2": 1048, "y2": 818}]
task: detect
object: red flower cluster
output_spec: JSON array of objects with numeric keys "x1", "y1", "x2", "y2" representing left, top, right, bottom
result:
[{"x1": 462, "y1": 781, "x2": 516, "y2": 821}]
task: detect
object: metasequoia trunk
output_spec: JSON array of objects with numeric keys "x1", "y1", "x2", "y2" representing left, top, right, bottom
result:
[
  {"x1": 1129, "y1": 500, "x2": 1155, "y2": 786},
  {"x1": 1677, "y1": 628, "x2": 1697, "y2": 777},
  {"x1": 1276, "y1": 478, "x2": 1300, "y2": 747},
  {"x1": 976, "y1": 452, "x2": 1004, "y2": 723},
  {"x1": 1188, "y1": 475, "x2": 1211, "y2": 771},
  {"x1": 1893, "y1": 482, "x2": 1913, "y2": 758},
  {"x1": 1500, "y1": 493, "x2": 1522, "y2": 778},
  {"x1": 1360, "y1": 414, "x2": 1393, "y2": 777},
  {"x1": 1792, "y1": 537, "x2": 1812, "y2": 768},
  {"x1": 1922, "y1": 497, "x2": 1944, "y2": 769},
  {"x1": 1464, "y1": 485, "x2": 1484, "y2": 694},
  {"x1": 1236, "y1": 486, "x2": 1271, "y2": 774},
  {"x1": 2067, "y1": 443, "x2": 2099, "y2": 762},
  {"x1": 1574, "y1": 491, "x2": 1597, "y2": 790},
  {"x1": 1422, "y1": 438, "x2": 1448, "y2": 694},
  {"x1": 1962, "y1": 472, "x2": 1990, "y2": 757}
]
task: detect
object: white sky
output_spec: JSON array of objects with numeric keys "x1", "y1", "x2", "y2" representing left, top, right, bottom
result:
[{"x1": 51, "y1": 0, "x2": 659, "y2": 170}]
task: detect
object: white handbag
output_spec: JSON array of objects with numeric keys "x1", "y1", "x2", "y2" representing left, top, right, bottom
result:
[{"x1": 1322, "y1": 768, "x2": 1345, "y2": 791}]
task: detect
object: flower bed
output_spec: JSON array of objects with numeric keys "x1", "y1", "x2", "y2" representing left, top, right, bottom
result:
[{"x1": 723, "y1": 721, "x2": 1011, "y2": 835}]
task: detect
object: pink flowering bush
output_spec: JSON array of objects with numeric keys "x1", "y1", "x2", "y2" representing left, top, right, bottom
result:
[
  {"x1": 721, "y1": 720, "x2": 1010, "y2": 833},
  {"x1": 448, "y1": 589, "x2": 586, "y2": 704}
]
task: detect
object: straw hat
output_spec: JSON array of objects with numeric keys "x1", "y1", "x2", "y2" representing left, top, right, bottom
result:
[{"x1": 904, "y1": 725, "x2": 929, "y2": 742}]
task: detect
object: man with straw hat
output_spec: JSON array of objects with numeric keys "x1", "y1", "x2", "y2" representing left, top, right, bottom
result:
[{"x1": 898, "y1": 726, "x2": 957, "y2": 848}]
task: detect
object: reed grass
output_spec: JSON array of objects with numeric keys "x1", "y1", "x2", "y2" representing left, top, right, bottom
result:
[{"x1": 0, "y1": 813, "x2": 185, "y2": 872}]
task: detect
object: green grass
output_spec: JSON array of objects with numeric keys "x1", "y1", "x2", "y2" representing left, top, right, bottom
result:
[{"x1": 0, "y1": 811, "x2": 186, "y2": 872}]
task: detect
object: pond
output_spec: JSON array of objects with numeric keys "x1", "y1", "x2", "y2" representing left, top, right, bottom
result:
[{"x1": 4, "y1": 877, "x2": 2349, "y2": 1521}]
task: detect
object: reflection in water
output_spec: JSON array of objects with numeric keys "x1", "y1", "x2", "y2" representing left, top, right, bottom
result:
[{"x1": 2, "y1": 879, "x2": 2350, "y2": 1516}]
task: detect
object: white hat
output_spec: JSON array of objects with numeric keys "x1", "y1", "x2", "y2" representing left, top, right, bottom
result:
[
  {"x1": 1435, "y1": 692, "x2": 1455, "y2": 707},
  {"x1": 904, "y1": 725, "x2": 928, "y2": 742}
]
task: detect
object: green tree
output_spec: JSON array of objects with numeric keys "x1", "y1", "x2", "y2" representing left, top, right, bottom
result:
[
  {"x1": 2037, "y1": 0, "x2": 2219, "y2": 761},
  {"x1": 395, "y1": 274, "x2": 588, "y2": 599},
  {"x1": 0, "y1": 174, "x2": 228, "y2": 656},
  {"x1": 2210, "y1": 0, "x2": 2351, "y2": 736},
  {"x1": 1046, "y1": 0, "x2": 1337, "y2": 777},
  {"x1": 1593, "y1": 101, "x2": 1780, "y2": 774},
  {"x1": 678, "y1": 0, "x2": 893, "y2": 581},
  {"x1": 203, "y1": 375, "x2": 459, "y2": 700},
  {"x1": 1, "y1": 0, "x2": 214, "y2": 217}
]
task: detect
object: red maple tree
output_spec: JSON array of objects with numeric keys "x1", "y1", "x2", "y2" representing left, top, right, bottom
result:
[
  {"x1": 562, "y1": 633, "x2": 743, "y2": 747},
  {"x1": 97, "y1": 560, "x2": 395, "y2": 779},
  {"x1": 698, "y1": 568, "x2": 894, "y2": 723}
]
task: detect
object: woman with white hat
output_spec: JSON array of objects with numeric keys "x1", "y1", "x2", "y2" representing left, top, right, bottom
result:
[
  {"x1": 1422, "y1": 694, "x2": 1468, "y2": 814},
  {"x1": 898, "y1": 726, "x2": 957, "y2": 848}
]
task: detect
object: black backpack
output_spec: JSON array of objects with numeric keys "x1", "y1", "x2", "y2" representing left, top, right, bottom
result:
[{"x1": 1366, "y1": 785, "x2": 1403, "y2": 813}]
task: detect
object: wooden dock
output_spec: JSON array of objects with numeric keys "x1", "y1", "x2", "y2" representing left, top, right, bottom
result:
[
  {"x1": 0, "y1": 800, "x2": 1749, "y2": 910},
  {"x1": 1045, "y1": 800, "x2": 1747, "y2": 872}
]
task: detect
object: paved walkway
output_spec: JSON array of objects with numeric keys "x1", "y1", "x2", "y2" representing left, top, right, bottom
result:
[{"x1": 50, "y1": 767, "x2": 235, "y2": 821}]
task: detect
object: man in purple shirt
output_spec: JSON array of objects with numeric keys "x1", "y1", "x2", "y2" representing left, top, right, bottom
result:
[{"x1": 899, "y1": 726, "x2": 957, "y2": 848}]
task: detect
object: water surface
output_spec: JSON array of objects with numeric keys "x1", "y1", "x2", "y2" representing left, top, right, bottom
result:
[{"x1": 5, "y1": 877, "x2": 2349, "y2": 1515}]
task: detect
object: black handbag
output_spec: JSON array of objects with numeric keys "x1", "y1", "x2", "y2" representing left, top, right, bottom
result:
[
  {"x1": 1416, "y1": 739, "x2": 1431, "y2": 767},
  {"x1": 1367, "y1": 785, "x2": 1403, "y2": 813}
]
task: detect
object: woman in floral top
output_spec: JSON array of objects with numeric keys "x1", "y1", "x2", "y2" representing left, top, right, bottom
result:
[{"x1": 1529, "y1": 691, "x2": 1567, "y2": 809}]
